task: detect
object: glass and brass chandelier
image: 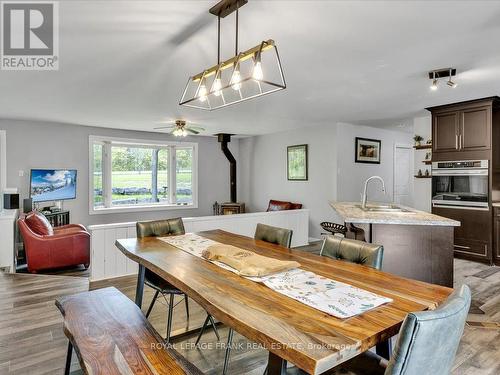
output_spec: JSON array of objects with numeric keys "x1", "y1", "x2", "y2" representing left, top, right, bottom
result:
[{"x1": 179, "y1": 0, "x2": 286, "y2": 110}]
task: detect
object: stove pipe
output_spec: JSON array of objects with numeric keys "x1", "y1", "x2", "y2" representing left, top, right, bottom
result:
[{"x1": 217, "y1": 133, "x2": 236, "y2": 203}]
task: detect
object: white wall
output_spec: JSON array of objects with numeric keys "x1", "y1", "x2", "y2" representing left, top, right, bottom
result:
[
  {"x1": 239, "y1": 124, "x2": 338, "y2": 239},
  {"x1": 336, "y1": 122, "x2": 414, "y2": 205},
  {"x1": 0, "y1": 119, "x2": 239, "y2": 226},
  {"x1": 413, "y1": 115, "x2": 432, "y2": 212},
  {"x1": 239, "y1": 122, "x2": 414, "y2": 239}
]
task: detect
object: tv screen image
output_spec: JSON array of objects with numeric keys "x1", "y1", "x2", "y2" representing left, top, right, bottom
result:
[{"x1": 30, "y1": 169, "x2": 77, "y2": 203}]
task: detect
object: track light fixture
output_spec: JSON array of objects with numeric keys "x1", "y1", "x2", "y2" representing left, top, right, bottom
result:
[
  {"x1": 428, "y1": 68, "x2": 457, "y2": 91},
  {"x1": 179, "y1": 0, "x2": 286, "y2": 110}
]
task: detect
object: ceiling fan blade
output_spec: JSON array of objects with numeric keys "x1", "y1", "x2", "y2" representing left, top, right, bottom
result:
[
  {"x1": 168, "y1": 13, "x2": 213, "y2": 46},
  {"x1": 153, "y1": 125, "x2": 175, "y2": 130},
  {"x1": 186, "y1": 128, "x2": 200, "y2": 134}
]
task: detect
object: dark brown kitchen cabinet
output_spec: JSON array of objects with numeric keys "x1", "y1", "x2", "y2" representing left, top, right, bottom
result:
[
  {"x1": 495, "y1": 207, "x2": 500, "y2": 265},
  {"x1": 433, "y1": 206, "x2": 492, "y2": 263},
  {"x1": 428, "y1": 98, "x2": 496, "y2": 161},
  {"x1": 460, "y1": 105, "x2": 491, "y2": 152},
  {"x1": 433, "y1": 110, "x2": 459, "y2": 153}
]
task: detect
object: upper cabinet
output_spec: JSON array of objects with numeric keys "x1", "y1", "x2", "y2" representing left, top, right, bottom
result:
[
  {"x1": 460, "y1": 105, "x2": 491, "y2": 151},
  {"x1": 433, "y1": 110, "x2": 460, "y2": 153},
  {"x1": 428, "y1": 97, "x2": 499, "y2": 161}
]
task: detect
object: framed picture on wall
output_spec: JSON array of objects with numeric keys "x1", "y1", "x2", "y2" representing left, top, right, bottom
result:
[
  {"x1": 287, "y1": 144, "x2": 308, "y2": 181},
  {"x1": 355, "y1": 137, "x2": 381, "y2": 164}
]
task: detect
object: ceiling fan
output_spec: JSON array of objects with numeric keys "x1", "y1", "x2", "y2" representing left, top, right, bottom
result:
[{"x1": 154, "y1": 120, "x2": 205, "y2": 137}]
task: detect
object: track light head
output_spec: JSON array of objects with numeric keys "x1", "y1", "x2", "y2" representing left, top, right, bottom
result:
[
  {"x1": 447, "y1": 79, "x2": 457, "y2": 88},
  {"x1": 431, "y1": 79, "x2": 438, "y2": 91}
]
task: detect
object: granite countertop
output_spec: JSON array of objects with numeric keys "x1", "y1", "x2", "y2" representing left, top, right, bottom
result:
[
  {"x1": 330, "y1": 201, "x2": 461, "y2": 226},
  {"x1": 493, "y1": 202, "x2": 500, "y2": 207}
]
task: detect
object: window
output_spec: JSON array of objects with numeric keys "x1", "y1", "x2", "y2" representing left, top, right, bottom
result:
[{"x1": 89, "y1": 136, "x2": 197, "y2": 214}]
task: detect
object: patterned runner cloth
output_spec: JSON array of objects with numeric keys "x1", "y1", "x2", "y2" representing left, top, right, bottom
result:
[{"x1": 159, "y1": 233, "x2": 392, "y2": 318}]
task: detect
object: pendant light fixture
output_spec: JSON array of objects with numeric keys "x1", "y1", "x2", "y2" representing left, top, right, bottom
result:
[{"x1": 179, "y1": 0, "x2": 286, "y2": 110}]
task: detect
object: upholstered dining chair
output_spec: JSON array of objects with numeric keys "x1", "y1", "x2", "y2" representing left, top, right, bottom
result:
[
  {"x1": 136, "y1": 218, "x2": 219, "y2": 343},
  {"x1": 320, "y1": 235, "x2": 384, "y2": 270},
  {"x1": 330, "y1": 284, "x2": 471, "y2": 375},
  {"x1": 254, "y1": 223, "x2": 293, "y2": 248},
  {"x1": 221, "y1": 224, "x2": 294, "y2": 375}
]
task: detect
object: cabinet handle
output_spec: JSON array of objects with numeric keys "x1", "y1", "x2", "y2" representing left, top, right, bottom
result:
[
  {"x1": 454, "y1": 244, "x2": 471, "y2": 250},
  {"x1": 455, "y1": 134, "x2": 459, "y2": 150},
  {"x1": 459, "y1": 134, "x2": 463, "y2": 150}
]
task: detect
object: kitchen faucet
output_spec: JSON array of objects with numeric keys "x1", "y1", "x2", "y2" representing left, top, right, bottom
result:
[{"x1": 361, "y1": 176, "x2": 386, "y2": 209}]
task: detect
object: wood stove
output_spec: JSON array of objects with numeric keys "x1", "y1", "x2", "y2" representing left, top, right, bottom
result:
[{"x1": 220, "y1": 202, "x2": 245, "y2": 215}]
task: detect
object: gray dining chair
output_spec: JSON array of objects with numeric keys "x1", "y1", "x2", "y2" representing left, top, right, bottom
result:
[
  {"x1": 320, "y1": 235, "x2": 384, "y2": 270},
  {"x1": 136, "y1": 218, "x2": 219, "y2": 343},
  {"x1": 330, "y1": 284, "x2": 471, "y2": 375},
  {"x1": 254, "y1": 223, "x2": 293, "y2": 248}
]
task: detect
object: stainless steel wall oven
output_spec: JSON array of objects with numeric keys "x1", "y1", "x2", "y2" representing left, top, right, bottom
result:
[{"x1": 432, "y1": 160, "x2": 489, "y2": 209}]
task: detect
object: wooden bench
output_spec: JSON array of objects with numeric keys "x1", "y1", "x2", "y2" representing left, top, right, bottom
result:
[{"x1": 56, "y1": 287, "x2": 203, "y2": 375}]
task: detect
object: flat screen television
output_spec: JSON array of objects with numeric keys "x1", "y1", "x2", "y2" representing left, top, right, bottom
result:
[{"x1": 30, "y1": 169, "x2": 77, "y2": 203}]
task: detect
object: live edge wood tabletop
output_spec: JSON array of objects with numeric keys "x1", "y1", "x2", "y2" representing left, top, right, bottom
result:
[{"x1": 115, "y1": 229, "x2": 453, "y2": 375}]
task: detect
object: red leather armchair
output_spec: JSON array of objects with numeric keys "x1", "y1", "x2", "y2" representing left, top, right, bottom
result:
[
  {"x1": 18, "y1": 211, "x2": 90, "y2": 273},
  {"x1": 266, "y1": 199, "x2": 303, "y2": 211}
]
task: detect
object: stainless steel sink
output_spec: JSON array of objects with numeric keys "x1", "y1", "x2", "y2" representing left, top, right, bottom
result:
[{"x1": 356, "y1": 204, "x2": 414, "y2": 213}]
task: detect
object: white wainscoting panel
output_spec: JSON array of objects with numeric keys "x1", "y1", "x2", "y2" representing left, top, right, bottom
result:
[{"x1": 88, "y1": 209, "x2": 309, "y2": 281}]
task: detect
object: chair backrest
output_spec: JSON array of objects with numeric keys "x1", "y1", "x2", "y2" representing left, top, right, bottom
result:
[
  {"x1": 136, "y1": 218, "x2": 185, "y2": 238},
  {"x1": 385, "y1": 284, "x2": 471, "y2": 375},
  {"x1": 266, "y1": 200, "x2": 302, "y2": 211},
  {"x1": 320, "y1": 235, "x2": 383, "y2": 270},
  {"x1": 254, "y1": 223, "x2": 293, "y2": 248},
  {"x1": 24, "y1": 211, "x2": 54, "y2": 236}
]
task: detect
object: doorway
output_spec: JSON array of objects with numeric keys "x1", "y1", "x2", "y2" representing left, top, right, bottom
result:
[{"x1": 393, "y1": 144, "x2": 413, "y2": 206}]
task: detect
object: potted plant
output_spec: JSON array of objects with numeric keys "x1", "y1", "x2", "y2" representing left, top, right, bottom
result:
[{"x1": 413, "y1": 135, "x2": 424, "y2": 147}]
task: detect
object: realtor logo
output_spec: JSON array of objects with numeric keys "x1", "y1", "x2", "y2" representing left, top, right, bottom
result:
[{"x1": 1, "y1": 1, "x2": 59, "y2": 70}]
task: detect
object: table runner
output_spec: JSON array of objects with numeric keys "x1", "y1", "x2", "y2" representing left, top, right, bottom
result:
[{"x1": 159, "y1": 233, "x2": 392, "y2": 318}]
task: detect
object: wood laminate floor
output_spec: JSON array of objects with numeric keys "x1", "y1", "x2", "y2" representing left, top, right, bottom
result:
[{"x1": 1, "y1": 258, "x2": 499, "y2": 374}]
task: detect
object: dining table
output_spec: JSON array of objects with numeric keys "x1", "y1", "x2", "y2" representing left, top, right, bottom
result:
[{"x1": 115, "y1": 229, "x2": 453, "y2": 375}]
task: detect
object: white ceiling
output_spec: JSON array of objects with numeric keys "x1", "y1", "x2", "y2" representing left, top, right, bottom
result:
[{"x1": 2, "y1": 1, "x2": 500, "y2": 135}]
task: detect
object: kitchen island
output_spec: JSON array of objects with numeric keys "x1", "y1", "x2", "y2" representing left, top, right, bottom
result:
[{"x1": 330, "y1": 202, "x2": 460, "y2": 287}]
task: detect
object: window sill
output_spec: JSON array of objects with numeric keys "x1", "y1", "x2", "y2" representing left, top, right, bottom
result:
[{"x1": 89, "y1": 203, "x2": 198, "y2": 215}]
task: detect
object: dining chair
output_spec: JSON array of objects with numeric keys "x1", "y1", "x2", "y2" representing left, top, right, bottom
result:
[
  {"x1": 222, "y1": 224, "x2": 294, "y2": 375},
  {"x1": 254, "y1": 223, "x2": 293, "y2": 248},
  {"x1": 320, "y1": 235, "x2": 384, "y2": 270},
  {"x1": 330, "y1": 284, "x2": 471, "y2": 375},
  {"x1": 136, "y1": 218, "x2": 218, "y2": 343}
]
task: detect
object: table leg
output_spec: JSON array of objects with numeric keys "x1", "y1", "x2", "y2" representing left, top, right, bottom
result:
[
  {"x1": 267, "y1": 352, "x2": 287, "y2": 375},
  {"x1": 376, "y1": 338, "x2": 392, "y2": 360},
  {"x1": 135, "y1": 264, "x2": 145, "y2": 308},
  {"x1": 64, "y1": 341, "x2": 73, "y2": 375}
]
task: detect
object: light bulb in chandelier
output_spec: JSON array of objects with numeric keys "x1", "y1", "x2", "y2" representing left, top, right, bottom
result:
[
  {"x1": 198, "y1": 83, "x2": 208, "y2": 102},
  {"x1": 213, "y1": 75, "x2": 222, "y2": 96},
  {"x1": 231, "y1": 67, "x2": 242, "y2": 90},
  {"x1": 252, "y1": 61, "x2": 263, "y2": 80}
]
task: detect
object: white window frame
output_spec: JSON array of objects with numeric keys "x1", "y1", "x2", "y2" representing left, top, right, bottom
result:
[{"x1": 89, "y1": 135, "x2": 198, "y2": 215}]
